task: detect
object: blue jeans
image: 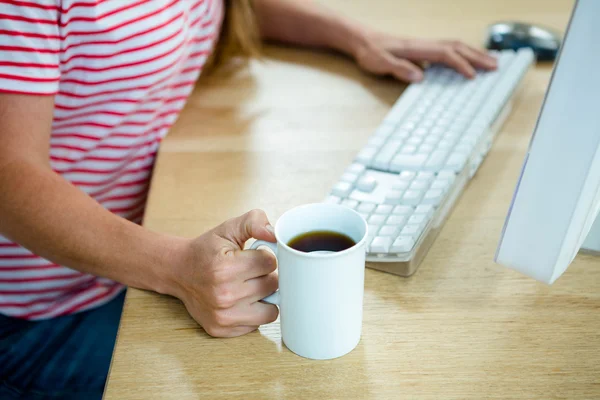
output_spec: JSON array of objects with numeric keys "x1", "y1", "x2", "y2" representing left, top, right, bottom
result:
[{"x1": 0, "y1": 291, "x2": 125, "y2": 399}]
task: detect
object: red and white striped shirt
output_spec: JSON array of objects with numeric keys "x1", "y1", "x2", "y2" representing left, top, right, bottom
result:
[{"x1": 0, "y1": 0, "x2": 223, "y2": 320}]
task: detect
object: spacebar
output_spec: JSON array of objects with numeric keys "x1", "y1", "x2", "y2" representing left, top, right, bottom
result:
[{"x1": 381, "y1": 154, "x2": 428, "y2": 172}]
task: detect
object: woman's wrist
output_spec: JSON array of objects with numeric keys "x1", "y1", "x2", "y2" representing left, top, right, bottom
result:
[
  {"x1": 325, "y1": 16, "x2": 371, "y2": 60},
  {"x1": 143, "y1": 231, "x2": 192, "y2": 299}
]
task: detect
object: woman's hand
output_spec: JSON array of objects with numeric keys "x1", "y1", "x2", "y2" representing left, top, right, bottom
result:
[
  {"x1": 169, "y1": 210, "x2": 279, "y2": 337},
  {"x1": 352, "y1": 31, "x2": 498, "y2": 83}
]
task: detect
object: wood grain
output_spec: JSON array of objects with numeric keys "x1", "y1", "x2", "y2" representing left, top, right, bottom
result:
[{"x1": 105, "y1": 1, "x2": 600, "y2": 399}]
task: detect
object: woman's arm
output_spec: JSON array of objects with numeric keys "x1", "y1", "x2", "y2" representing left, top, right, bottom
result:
[
  {"x1": 252, "y1": 0, "x2": 497, "y2": 82},
  {"x1": 0, "y1": 94, "x2": 185, "y2": 294},
  {"x1": 253, "y1": 0, "x2": 365, "y2": 58},
  {"x1": 0, "y1": 94, "x2": 278, "y2": 336}
]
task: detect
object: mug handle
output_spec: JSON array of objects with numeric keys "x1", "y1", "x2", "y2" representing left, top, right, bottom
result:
[{"x1": 249, "y1": 240, "x2": 280, "y2": 305}]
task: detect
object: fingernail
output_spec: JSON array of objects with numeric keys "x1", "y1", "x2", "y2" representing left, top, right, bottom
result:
[
  {"x1": 266, "y1": 224, "x2": 274, "y2": 234},
  {"x1": 410, "y1": 71, "x2": 423, "y2": 82}
]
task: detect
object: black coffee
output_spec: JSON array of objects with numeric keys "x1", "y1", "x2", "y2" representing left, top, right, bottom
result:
[{"x1": 287, "y1": 230, "x2": 356, "y2": 253}]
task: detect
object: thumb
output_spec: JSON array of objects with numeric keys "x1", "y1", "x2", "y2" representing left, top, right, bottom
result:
[
  {"x1": 382, "y1": 53, "x2": 423, "y2": 82},
  {"x1": 215, "y1": 209, "x2": 275, "y2": 248}
]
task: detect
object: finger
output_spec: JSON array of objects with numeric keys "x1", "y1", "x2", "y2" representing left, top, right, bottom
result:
[
  {"x1": 216, "y1": 209, "x2": 275, "y2": 248},
  {"x1": 204, "y1": 325, "x2": 259, "y2": 338},
  {"x1": 234, "y1": 247, "x2": 278, "y2": 280},
  {"x1": 382, "y1": 53, "x2": 423, "y2": 82},
  {"x1": 243, "y1": 271, "x2": 278, "y2": 302},
  {"x1": 237, "y1": 301, "x2": 279, "y2": 325},
  {"x1": 226, "y1": 301, "x2": 279, "y2": 326},
  {"x1": 440, "y1": 48, "x2": 476, "y2": 78},
  {"x1": 465, "y1": 44, "x2": 498, "y2": 66},
  {"x1": 456, "y1": 44, "x2": 497, "y2": 70}
]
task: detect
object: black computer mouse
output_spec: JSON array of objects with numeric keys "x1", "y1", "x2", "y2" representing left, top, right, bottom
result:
[{"x1": 485, "y1": 22, "x2": 562, "y2": 61}]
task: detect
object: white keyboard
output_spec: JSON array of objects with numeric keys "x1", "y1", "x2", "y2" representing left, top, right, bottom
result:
[{"x1": 324, "y1": 49, "x2": 535, "y2": 277}]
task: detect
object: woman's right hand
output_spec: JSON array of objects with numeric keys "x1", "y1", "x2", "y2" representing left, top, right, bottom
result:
[{"x1": 168, "y1": 210, "x2": 279, "y2": 337}]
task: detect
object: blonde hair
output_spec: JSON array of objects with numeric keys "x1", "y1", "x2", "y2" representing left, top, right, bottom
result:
[{"x1": 204, "y1": 0, "x2": 262, "y2": 74}]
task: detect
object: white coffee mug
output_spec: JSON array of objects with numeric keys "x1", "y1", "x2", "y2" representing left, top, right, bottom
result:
[{"x1": 249, "y1": 203, "x2": 368, "y2": 360}]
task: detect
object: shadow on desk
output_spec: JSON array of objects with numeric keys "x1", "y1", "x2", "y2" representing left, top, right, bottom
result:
[
  {"x1": 124, "y1": 290, "x2": 372, "y2": 399},
  {"x1": 262, "y1": 45, "x2": 406, "y2": 108},
  {"x1": 197, "y1": 43, "x2": 406, "y2": 109}
]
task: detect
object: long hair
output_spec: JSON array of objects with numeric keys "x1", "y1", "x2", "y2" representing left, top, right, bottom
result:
[{"x1": 204, "y1": 0, "x2": 262, "y2": 74}]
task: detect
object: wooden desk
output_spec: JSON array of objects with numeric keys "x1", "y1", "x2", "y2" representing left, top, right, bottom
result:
[{"x1": 105, "y1": 1, "x2": 600, "y2": 398}]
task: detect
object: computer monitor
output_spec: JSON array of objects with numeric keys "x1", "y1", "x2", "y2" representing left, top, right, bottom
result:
[{"x1": 495, "y1": 0, "x2": 600, "y2": 284}]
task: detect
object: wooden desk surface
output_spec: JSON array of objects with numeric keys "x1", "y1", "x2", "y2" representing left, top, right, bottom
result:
[{"x1": 105, "y1": 1, "x2": 600, "y2": 399}]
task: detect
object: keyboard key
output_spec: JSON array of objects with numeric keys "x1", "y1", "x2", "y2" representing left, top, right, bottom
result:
[
  {"x1": 331, "y1": 181, "x2": 353, "y2": 197},
  {"x1": 420, "y1": 119, "x2": 435, "y2": 129},
  {"x1": 393, "y1": 128, "x2": 411, "y2": 139},
  {"x1": 341, "y1": 199, "x2": 359, "y2": 209},
  {"x1": 413, "y1": 127, "x2": 430, "y2": 136},
  {"x1": 399, "y1": 145, "x2": 417, "y2": 154},
  {"x1": 407, "y1": 112, "x2": 422, "y2": 121},
  {"x1": 340, "y1": 172, "x2": 359, "y2": 184},
  {"x1": 356, "y1": 147, "x2": 377, "y2": 164},
  {"x1": 431, "y1": 179, "x2": 451, "y2": 191},
  {"x1": 347, "y1": 163, "x2": 366, "y2": 175},
  {"x1": 358, "y1": 212, "x2": 370, "y2": 221},
  {"x1": 401, "y1": 224, "x2": 422, "y2": 238},
  {"x1": 391, "y1": 154, "x2": 428, "y2": 170},
  {"x1": 399, "y1": 171, "x2": 416, "y2": 181},
  {"x1": 402, "y1": 189, "x2": 424, "y2": 205},
  {"x1": 445, "y1": 153, "x2": 468, "y2": 171},
  {"x1": 414, "y1": 105, "x2": 428, "y2": 115},
  {"x1": 373, "y1": 154, "x2": 394, "y2": 170},
  {"x1": 370, "y1": 236, "x2": 393, "y2": 253},
  {"x1": 356, "y1": 176, "x2": 377, "y2": 192},
  {"x1": 390, "y1": 236, "x2": 416, "y2": 253},
  {"x1": 368, "y1": 224, "x2": 380, "y2": 236},
  {"x1": 437, "y1": 170, "x2": 456, "y2": 179},
  {"x1": 365, "y1": 240, "x2": 374, "y2": 253},
  {"x1": 387, "y1": 139, "x2": 403, "y2": 152},
  {"x1": 368, "y1": 214, "x2": 387, "y2": 225},
  {"x1": 375, "y1": 204, "x2": 393, "y2": 215},
  {"x1": 450, "y1": 121, "x2": 469, "y2": 132},
  {"x1": 437, "y1": 139, "x2": 454, "y2": 150},
  {"x1": 387, "y1": 215, "x2": 407, "y2": 226},
  {"x1": 392, "y1": 180, "x2": 410, "y2": 191},
  {"x1": 423, "y1": 189, "x2": 444, "y2": 205},
  {"x1": 325, "y1": 195, "x2": 341, "y2": 204},
  {"x1": 454, "y1": 144, "x2": 472, "y2": 154},
  {"x1": 424, "y1": 136, "x2": 439, "y2": 145},
  {"x1": 410, "y1": 180, "x2": 429, "y2": 191},
  {"x1": 384, "y1": 190, "x2": 404, "y2": 205},
  {"x1": 408, "y1": 214, "x2": 427, "y2": 226},
  {"x1": 357, "y1": 202, "x2": 377, "y2": 213},
  {"x1": 379, "y1": 225, "x2": 401, "y2": 238},
  {"x1": 393, "y1": 205, "x2": 413, "y2": 215},
  {"x1": 417, "y1": 172, "x2": 435, "y2": 182},
  {"x1": 425, "y1": 150, "x2": 450, "y2": 171},
  {"x1": 415, "y1": 205, "x2": 435, "y2": 217},
  {"x1": 436, "y1": 117, "x2": 452, "y2": 127},
  {"x1": 406, "y1": 137, "x2": 423, "y2": 146},
  {"x1": 399, "y1": 121, "x2": 417, "y2": 131},
  {"x1": 431, "y1": 126, "x2": 446, "y2": 136},
  {"x1": 460, "y1": 135, "x2": 478, "y2": 148},
  {"x1": 419, "y1": 143, "x2": 435, "y2": 154}
]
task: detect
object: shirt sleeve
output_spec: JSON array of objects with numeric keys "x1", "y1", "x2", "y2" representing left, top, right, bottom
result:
[{"x1": 0, "y1": 0, "x2": 61, "y2": 95}]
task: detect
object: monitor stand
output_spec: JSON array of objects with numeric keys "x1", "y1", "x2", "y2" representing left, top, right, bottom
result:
[{"x1": 581, "y1": 214, "x2": 600, "y2": 254}]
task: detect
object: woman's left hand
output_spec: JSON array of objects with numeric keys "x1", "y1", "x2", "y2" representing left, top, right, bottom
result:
[{"x1": 352, "y1": 30, "x2": 498, "y2": 83}]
